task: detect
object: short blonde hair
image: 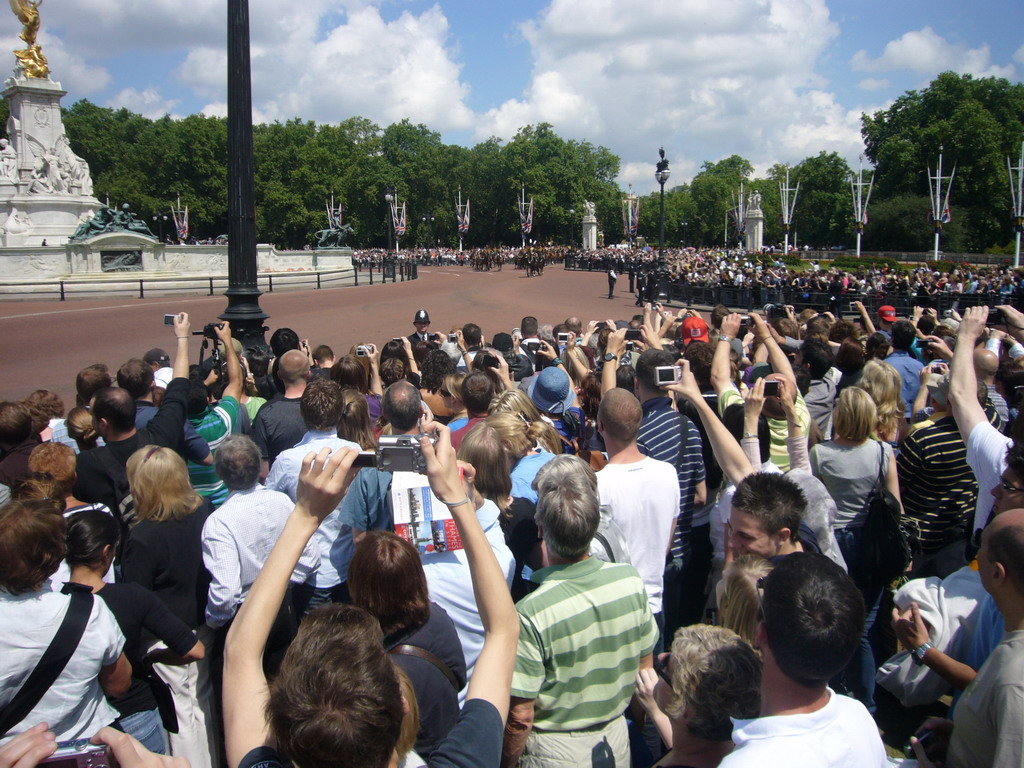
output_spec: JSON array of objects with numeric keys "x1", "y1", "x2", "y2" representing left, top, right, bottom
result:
[
  {"x1": 458, "y1": 423, "x2": 512, "y2": 510},
  {"x1": 832, "y1": 387, "x2": 877, "y2": 443},
  {"x1": 126, "y1": 446, "x2": 203, "y2": 522},
  {"x1": 664, "y1": 624, "x2": 761, "y2": 741},
  {"x1": 718, "y1": 555, "x2": 774, "y2": 646}
]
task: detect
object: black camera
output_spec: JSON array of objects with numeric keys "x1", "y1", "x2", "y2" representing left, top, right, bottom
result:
[
  {"x1": 352, "y1": 433, "x2": 435, "y2": 473},
  {"x1": 764, "y1": 304, "x2": 787, "y2": 320},
  {"x1": 192, "y1": 322, "x2": 224, "y2": 339}
]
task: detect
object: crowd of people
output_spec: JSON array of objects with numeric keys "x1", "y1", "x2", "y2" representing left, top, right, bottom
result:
[{"x1": 2, "y1": 294, "x2": 1024, "y2": 768}]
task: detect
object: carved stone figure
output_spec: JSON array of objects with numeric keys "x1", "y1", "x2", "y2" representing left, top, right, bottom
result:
[
  {"x1": 54, "y1": 134, "x2": 92, "y2": 194},
  {"x1": 69, "y1": 204, "x2": 156, "y2": 242},
  {"x1": 748, "y1": 190, "x2": 762, "y2": 210},
  {"x1": 0, "y1": 138, "x2": 17, "y2": 183},
  {"x1": 10, "y1": 0, "x2": 48, "y2": 79},
  {"x1": 28, "y1": 145, "x2": 61, "y2": 193},
  {"x1": 583, "y1": 200, "x2": 596, "y2": 218}
]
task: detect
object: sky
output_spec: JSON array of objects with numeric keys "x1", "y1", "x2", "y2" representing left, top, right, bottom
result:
[{"x1": 6, "y1": 0, "x2": 1022, "y2": 193}]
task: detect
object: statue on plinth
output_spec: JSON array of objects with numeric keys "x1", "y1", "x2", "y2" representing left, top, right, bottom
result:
[
  {"x1": 748, "y1": 190, "x2": 762, "y2": 211},
  {"x1": 314, "y1": 223, "x2": 354, "y2": 249},
  {"x1": 583, "y1": 200, "x2": 596, "y2": 219},
  {"x1": 0, "y1": 138, "x2": 16, "y2": 182},
  {"x1": 9, "y1": 0, "x2": 48, "y2": 79},
  {"x1": 69, "y1": 204, "x2": 156, "y2": 242}
]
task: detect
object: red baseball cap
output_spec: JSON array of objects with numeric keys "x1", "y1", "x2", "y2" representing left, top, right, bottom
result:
[
  {"x1": 679, "y1": 316, "x2": 710, "y2": 345},
  {"x1": 878, "y1": 305, "x2": 897, "y2": 322}
]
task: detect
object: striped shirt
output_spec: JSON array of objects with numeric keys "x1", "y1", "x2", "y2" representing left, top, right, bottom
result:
[
  {"x1": 718, "y1": 387, "x2": 810, "y2": 472},
  {"x1": 511, "y1": 557, "x2": 657, "y2": 731},
  {"x1": 897, "y1": 415, "x2": 978, "y2": 553},
  {"x1": 637, "y1": 398, "x2": 706, "y2": 560},
  {"x1": 188, "y1": 396, "x2": 239, "y2": 509}
]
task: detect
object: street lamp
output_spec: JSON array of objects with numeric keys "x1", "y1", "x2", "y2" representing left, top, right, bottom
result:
[
  {"x1": 422, "y1": 215, "x2": 436, "y2": 248},
  {"x1": 655, "y1": 148, "x2": 671, "y2": 301},
  {"x1": 569, "y1": 208, "x2": 575, "y2": 247},
  {"x1": 151, "y1": 213, "x2": 169, "y2": 242},
  {"x1": 384, "y1": 189, "x2": 394, "y2": 253},
  {"x1": 679, "y1": 219, "x2": 688, "y2": 247}
]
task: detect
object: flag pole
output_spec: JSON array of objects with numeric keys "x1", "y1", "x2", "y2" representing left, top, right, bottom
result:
[{"x1": 1009, "y1": 137, "x2": 1024, "y2": 269}]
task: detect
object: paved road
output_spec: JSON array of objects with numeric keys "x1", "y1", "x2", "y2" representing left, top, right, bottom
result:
[{"x1": 0, "y1": 265, "x2": 660, "y2": 406}]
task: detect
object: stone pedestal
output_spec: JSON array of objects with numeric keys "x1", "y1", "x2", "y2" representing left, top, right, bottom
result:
[
  {"x1": 582, "y1": 216, "x2": 598, "y2": 251},
  {"x1": 0, "y1": 74, "x2": 101, "y2": 246},
  {"x1": 744, "y1": 208, "x2": 764, "y2": 253}
]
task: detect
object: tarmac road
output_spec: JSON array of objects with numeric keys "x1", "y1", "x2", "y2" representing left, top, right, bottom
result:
[{"x1": 0, "y1": 265, "x2": 670, "y2": 406}]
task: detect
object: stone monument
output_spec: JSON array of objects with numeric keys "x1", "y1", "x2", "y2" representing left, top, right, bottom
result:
[
  {"x1": 0, "y1": 1, "x2": 100, "y2": 246},
  {"x1": 581, "y1": 199, "x2": 598, "y2": 251},
  {"x1": 743, "y1": 190, "x2": 764, "y2": 252}
]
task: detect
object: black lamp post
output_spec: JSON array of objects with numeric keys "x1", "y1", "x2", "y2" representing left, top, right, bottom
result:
[
  {"x1": 384, "y1": 189, "x2": 394, "y2": 253},
  {"x1": 655, "y1": 148, "x2": 671, "y2": 301},
  {"x1": 422, "y1": 215, "x2": 435, "y2": 248},
  {"x1": 568, "y1": 208, "x2": 575, "y2": 247},
  {"x1": 151, "y1": 213, "x2": 169, "y2": 243},
  {"x1": 220, "y1": 0, "x2": 268, "y2": 351}
]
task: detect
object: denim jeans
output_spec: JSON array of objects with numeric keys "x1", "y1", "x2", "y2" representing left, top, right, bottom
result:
[
  {"x1": 116, "y1": 708, "x2": 168, "y2": 755},
  {"x1": 832, "y1": 526, "x2": 884, "y2": 712}
]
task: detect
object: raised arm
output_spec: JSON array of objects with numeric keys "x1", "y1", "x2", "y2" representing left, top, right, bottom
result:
[
  {"x1": 854, "y1": 300, "x2": 876, "y2": 335},
  {"x1": 223, "y1": 446, "x2": 358, "y2": 768},
  {"x1": 751, "y1": 313, "x2": 796, "y2": 393},
  {"x1": 948, "y1": 306, "x2": 988, "y2": 441},
  {"x1": 601, "y1": 328, "x2": 626, "y2": 395},
  {"x1": 711, "y1": 314, "x2": 742, "y2": 396},
  {"x1": 171, "y1": 312, "x2": 191, "y2": 380},
  {"x1": 215, "y1": 321, "x2": 243, "y2": 403},
  {"x1": 419, "y1": 422, "x2": 519, "y2": 719},
  {"x1": 667, "y1": 360, "x2": 754, "y2": 485}
]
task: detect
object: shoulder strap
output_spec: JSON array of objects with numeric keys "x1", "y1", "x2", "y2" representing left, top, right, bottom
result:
[
  {"x1": 389, "y1": 644, "x2": 461, "y2": 692},
  {"x1": 0, "y1": 591, "x2": 94, "y2": 737}
]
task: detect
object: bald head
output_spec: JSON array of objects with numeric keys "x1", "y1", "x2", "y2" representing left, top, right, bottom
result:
[
  {"x1": 984, "y1": 508, "x2": 1024, "y2": 594},
  {"x1": 597, "y1": 388, "x2": 643, "y2": 444},
  {"x1": 974, "y1": 348, "x2": 999, "y2": 381},
  {"x1": 382, "y1": 380, "x2": 422, "y2": 433},
  {"x1": 278, "y1": 349, "x2": 310, "y2": 385}
]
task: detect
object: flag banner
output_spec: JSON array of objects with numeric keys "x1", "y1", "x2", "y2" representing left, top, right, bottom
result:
[
  {"x1": 622, "y1": 196, "x2": 640, "y2": 237},
  {"x1": 172, "y1": 205, "x2": 188, "y2": 242},
  {"x1": 457, "y1": 197, "x2": 471, "y2": 234},
  {"x1": 394, "y1": 201, "x2": 407, "y2": 237},
  {"x1": 520, "y1": 197, "x2": 534, "y2": 234},
  {"x1": 941, "y1": 207, "x2": 951, "y2": 224}
]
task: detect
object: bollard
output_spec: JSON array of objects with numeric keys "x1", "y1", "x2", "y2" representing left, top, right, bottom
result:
[
  {"x1": 59, "y1": 280, "x2": 65, "y2": 301},
  {"x1": 139, "y1": 279, "x2": 144, "y2": 298}
]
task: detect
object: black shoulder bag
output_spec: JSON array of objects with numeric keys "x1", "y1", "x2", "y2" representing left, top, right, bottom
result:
[
  {"x1": 0, "y1": 590, "x2": 94, "y2": 737},
  {"x1": 859, "y1": 443, "x2": 918, "y2": 585}
]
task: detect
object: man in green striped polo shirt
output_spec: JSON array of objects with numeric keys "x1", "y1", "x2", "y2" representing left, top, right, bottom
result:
[{"x1": 502, "y1": 455, "x2": 657, "y2": 767}]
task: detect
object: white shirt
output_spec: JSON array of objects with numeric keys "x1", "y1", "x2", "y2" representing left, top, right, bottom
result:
[
  {"x1": 0, "y1": 590, "x2": 124, "y2": 744},
  {"x1": 597, "y1": 457, "x2": 679, "y2": 614},
  {"x1": 721, "y1": 689, "x2": 887, "y2": 767},
  {"x1": 265, "y1": 430, "x2": 361, "y2": 588},
  {"x1": 201, "y1": 484, "x2": 321, "y2": 628},
  {"x1": 421, "y1": 499, "x2": 515, "y2": 704},
  {"x1": 967, "y1": 420, "x2": 1012, "y2": 532}
]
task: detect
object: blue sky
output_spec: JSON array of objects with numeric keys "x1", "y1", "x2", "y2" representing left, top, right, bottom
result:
[{"x1": 8, "y1": 0, "x2": 1022, "y2": 192}]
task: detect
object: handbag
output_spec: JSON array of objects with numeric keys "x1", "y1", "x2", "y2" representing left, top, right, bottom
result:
[
  {"x1": 141, "y1": 664, "x2": 179, "y2": 733},
  {"x1": 0, "y1": 590, "x2": 94, "y2": 737},
  {"x1": 859, "y1": 442, "x2": 919, "y2": 584}
]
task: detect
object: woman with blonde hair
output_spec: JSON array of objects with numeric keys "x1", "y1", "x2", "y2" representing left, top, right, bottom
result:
[
  {"x1": 857, "y1": 359, "x2": 908, "y2": 444},
  {"x1": 442, "y1": 372, "x2": 469, "y2": 431},
  {"x1": 489, "y1": 388, "x2": 561, "y2": 455},
  {"x1": 810, "y1": 385, "x2": 901, "y2": 711},
  {"x1": 486, "y1": 411, "x2": 558, "y2": 504},
  {"x1": 121, "y1": 446, "x2": 218, "y2": 768},
  {"x1": 716, "y1": 555, "x2": 774, "y2": 646}
]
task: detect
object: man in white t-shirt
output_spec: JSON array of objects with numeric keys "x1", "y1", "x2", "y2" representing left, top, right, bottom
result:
[
  {"x1": 720, "y1": 553, "x2": 887, "y2": 767},
  {"x1": 596, "y1": 388, "x2": 679, "y2": 634}
]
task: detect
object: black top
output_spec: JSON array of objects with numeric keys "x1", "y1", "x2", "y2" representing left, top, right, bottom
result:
[
  {"x1": 122, "y1": 498, "x2": 213, "y2": 628},
  {"x1": 74, "y1": 378, "x2": 190, "y2": 516},
  {"x1": 503, "y1": 498, "x2": 541, "y2": 602},
  {"x1": 72, "y1": 582, "x2": 198, "y2": 717},
  {"x1": 250, "y1": 396, "x2": 304, "y2": 466},
  {"x1": 385, "y1": 603, "x2": 467, "y2": 760},
  {"x1": 236, "y1": 698, "x2": 502, "y2": 768}
]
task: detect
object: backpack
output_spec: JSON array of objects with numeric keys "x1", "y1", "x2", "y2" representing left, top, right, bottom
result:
[
  {"x1": 590, "y1": 504, "x2": 629, "y2": 563},
  {"x1": 859, "y1": 442, "x2": 919, "y2": 584}
]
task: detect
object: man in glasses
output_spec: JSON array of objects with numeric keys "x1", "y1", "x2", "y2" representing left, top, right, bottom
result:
[{"x1": 720, "y1": 553, "x2": 887, "y2": 767}]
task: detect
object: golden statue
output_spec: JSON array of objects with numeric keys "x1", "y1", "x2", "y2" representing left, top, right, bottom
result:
[{"x1": 9, "y1": 0, "x2": 48, "y2": 79}]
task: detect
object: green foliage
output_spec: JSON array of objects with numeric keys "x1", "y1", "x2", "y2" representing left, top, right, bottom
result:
[
  {"x1": 825, "y1": 255, "x2": 907, "y2": 273},
  {"x1": 862, "y1": 71, "x2": 1024, "y2": 253}
]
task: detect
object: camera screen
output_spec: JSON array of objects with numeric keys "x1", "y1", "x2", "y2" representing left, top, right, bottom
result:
[
  {"x1": 624, "y1": 328, "x2": 642, "y2": 341},
  {"x1": 655, "y1": 366, "x2": 678, "y2": 385},
  {"x1": 763, "y1": 380, "x2": 780, "y2": 397}
]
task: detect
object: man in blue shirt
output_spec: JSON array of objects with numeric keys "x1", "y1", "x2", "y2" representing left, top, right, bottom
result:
[{"x1": 886, "y1": 320, "x2": 924, "y2": 418}]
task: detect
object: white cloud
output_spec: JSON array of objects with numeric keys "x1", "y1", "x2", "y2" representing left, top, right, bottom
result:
[
  {"x1": 858, "y1": 77, "x2": 890, "y2": 91},
  {"x1": 852, "y1": 27, "x2": 1015, "y2": 79},
  {"x1": 0, "y1": 32, "x2": 112, "y2": 95},
  {"x1": 1015, "y1": 44, "x2": 1024, "y2": 66},
  {"x1": 476, "y1": 0, "x2": 864, "y2": 191},
  {"x1": 106, "y1": 87, "x2": 181, "y2": 120},
  {"x1": 37, "y1": 1, "x2": 474, "y2": 131}
]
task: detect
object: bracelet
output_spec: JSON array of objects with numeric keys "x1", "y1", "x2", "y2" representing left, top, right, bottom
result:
[
  {"x1": 175, "y1": 336, "x2": 188, "y2": 340},
  {"x1": 441, "y1": 497, "x2": 472, "y2": 509},
  {"x1": 742, "y1": 433, "x2": 757, "y2": 439},
  {"x1": 719, "y1": 335, "x2": 732, "y2": 342}
]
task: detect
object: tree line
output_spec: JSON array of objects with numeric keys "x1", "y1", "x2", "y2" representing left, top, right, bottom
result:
[{"x1": 2, "y1": 71, "x2": 1020, "y2": 252}]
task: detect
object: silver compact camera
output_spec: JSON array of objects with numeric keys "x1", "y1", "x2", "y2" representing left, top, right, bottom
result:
[{"x1": 39, "y1": 740, "x2": 117, "y2": 768}]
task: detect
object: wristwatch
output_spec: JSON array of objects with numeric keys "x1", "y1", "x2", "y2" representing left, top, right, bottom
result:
[
  {"x1": 911, "y1": 642, "x2": 933, "y2": 665},
  {"x1": 719, "y1": 335, "x2": 732, "y2": 343},
  {"x1": 603, "y1": 352, "x2": 618, "y2": 362}
]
